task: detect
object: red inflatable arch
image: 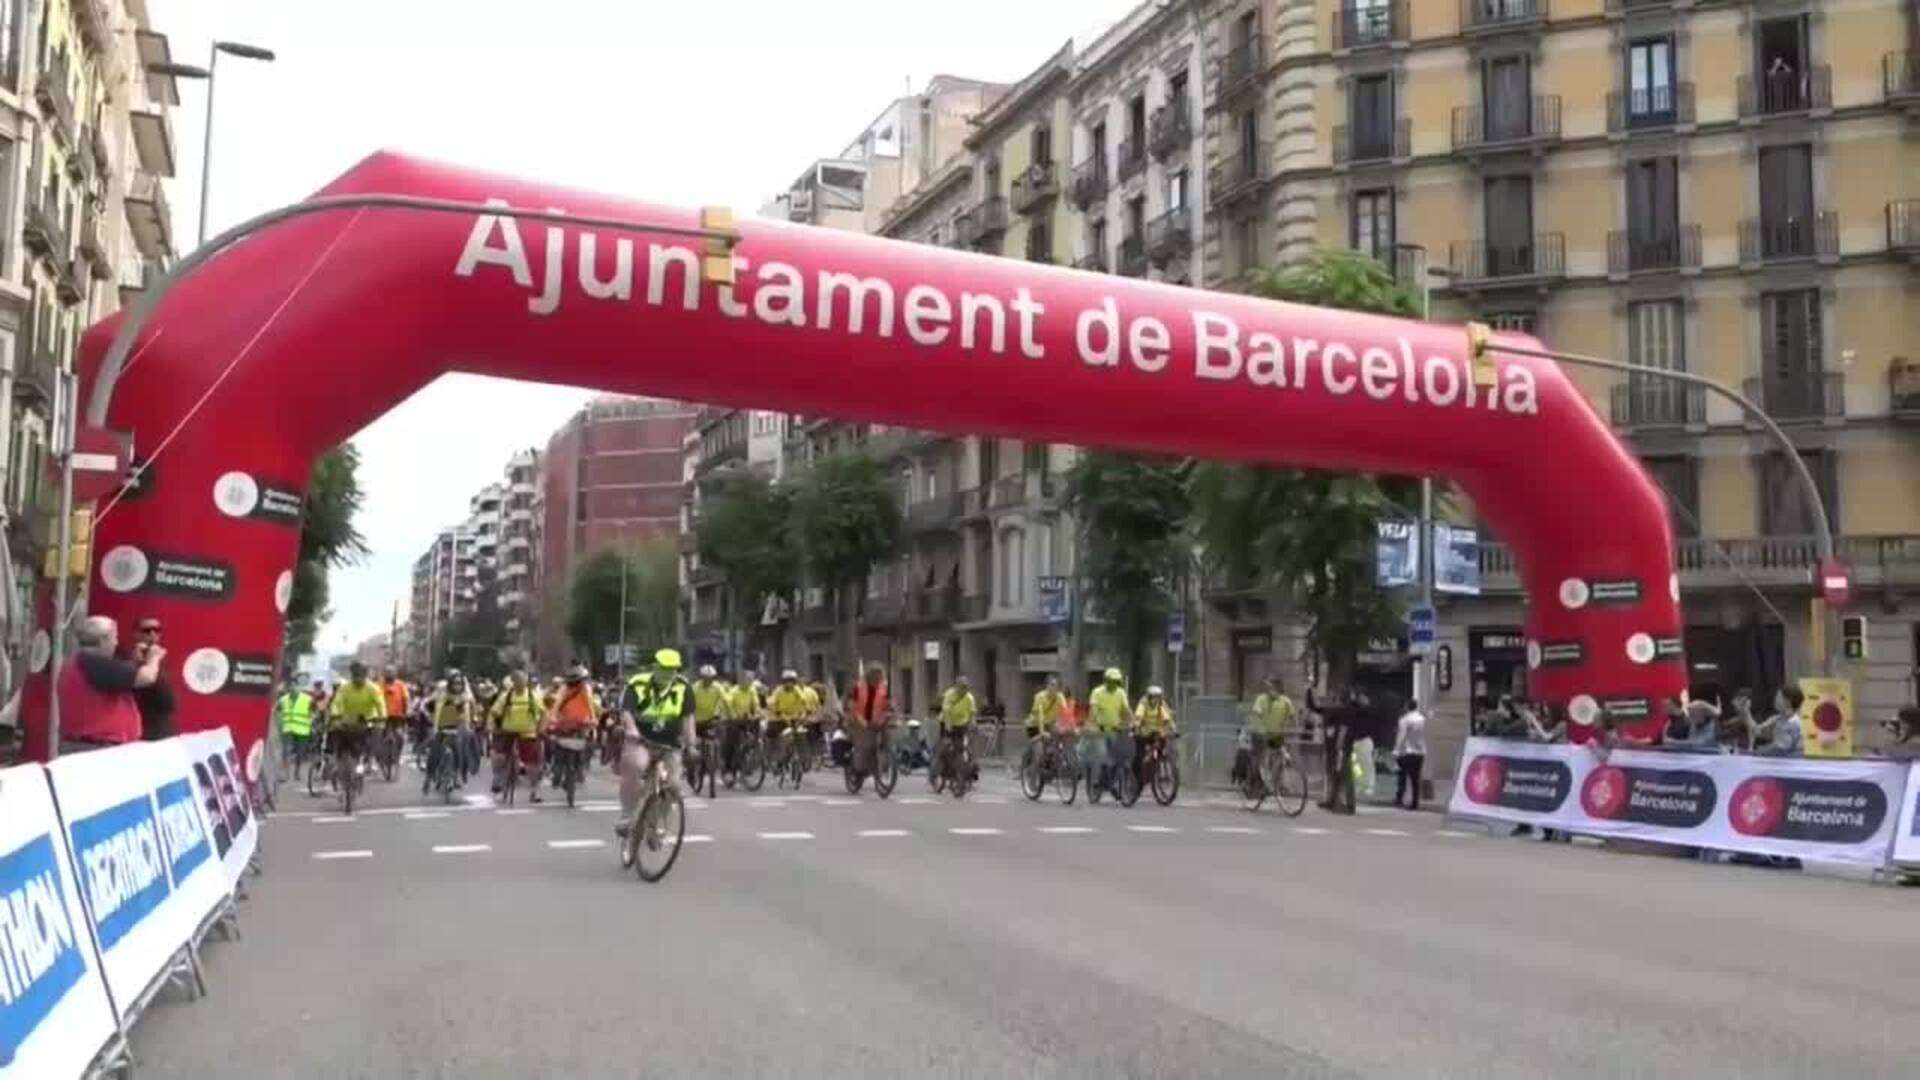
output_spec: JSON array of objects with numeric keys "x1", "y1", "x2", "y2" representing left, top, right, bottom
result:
[{"x1": 30, "y1": 151, "x2": 1682, "y2": 771}]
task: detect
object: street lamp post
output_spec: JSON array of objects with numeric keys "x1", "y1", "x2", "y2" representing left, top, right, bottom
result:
[{"x1": 146, "y1": 39, "x2": 277, "y2": 247}]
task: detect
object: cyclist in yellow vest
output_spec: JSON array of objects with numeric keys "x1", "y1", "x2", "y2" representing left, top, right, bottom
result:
[
  {"x1": 615, "y1": 649, "x2": 693, "y2": 836},
  {"x1": 273, "y1": 679, "x2": 315, "y2": 778},
  {"x1": 1248, "y1": 675, "x2": 1296, "y2": 750},
  {"x1": 691, "y1": 664, "x2": 733, "y2": 745},
  {"x1": 1085, "y1": 668, "x2": 1132, "y2": 793},
  {"x1": 766, "y1": 669, "x2": 813, "y2": 761},
  {"x1": 1133, "y1": 685, "x2": 1176, "y2": 788},
  {"x1": 422, "y1": 676, "x2": 475, "y2": 793},
  {"x1": 1027, "y1": 674, "x2": 1068, "y2": 739},
  {"x1": 725, "y1": 670, "x2": 764, "y2": 775},
  {"x1": 328, "y1": 662, "x2": 387, "y2": 779},
  {"x1": 491, "y1": 669, "x2": 547, "y2": 802},
  {"x1": 936, "y1": 676, "x2": 978, "y2": 784}
]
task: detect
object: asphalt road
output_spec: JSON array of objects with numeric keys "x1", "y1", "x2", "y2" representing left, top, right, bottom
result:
[{"x1": 128, "y1": 756, "x2": 1919, "y2": 1079}]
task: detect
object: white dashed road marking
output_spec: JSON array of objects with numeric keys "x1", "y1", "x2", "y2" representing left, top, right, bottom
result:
[
  {"x1": 949, "y1": 828, "x2": 1004, "y2": 836},
  {"x1": 314, "y1": 816, "x2": 355, "y2": 824},
  {"x1": 1127, "y1": 825, "x2": 1179, "y2": 834},
  {"x1": 1438, "y1": 830, "x2": 1481, "y2": 839},
  {"x1": 974, "y1": 796, "x2": 1008, "y2": 804},
  {"x1": 758, "y1": 832, "x2": 814, "y2": 840},
  {"x1": 1294, "y1": 827, "x2": 1331, "y2": 835},
  {"x1": 822, "y1": 798, "x2": 862, "y2": 807},
  {"x1": 1206, "y1": 826, "x2": 1262, "y2": 835},
  {"x1": 859, "y1": 829, "x2": 910, "y2": 838},
  {"x1": 432, "y1": 844, "x2": 491, "y2": 854},
  {"x1": 1364, "y1": 828, "x2": 1411, "y2": 838},
  {"x1": 495, "y1": 808, "x2": 534, "y2": 817},
  {"x1": 898, "y1": 797, "x2": 939, "y2": 805},
  {"x1": 311, "y1": 850, "x2": 373, "y2": 860},
  {"x1": 1038, "y1": 826, "x2": 1096, "y2": 835},
  {"x1": 548, "y1": 839, "x2": 605, "y2": 850},
  {"x1": 583, "y1": 805, "x2": 621, "y2": 814},
  {"x1": 462, "y1": 795, "x2": 495, "y2": 808},
  {"x1": 403, "y1": 811, "x2": 450, "y2": 820},
  {"x1": 682, "y1": 835, "x2": 714, "y2": 844}
]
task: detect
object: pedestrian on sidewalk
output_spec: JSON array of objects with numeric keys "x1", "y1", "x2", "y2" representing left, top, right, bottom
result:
[
  {"x1": 132, "y1": 617, "x2": 176, "y2": 741},
  {"x1": 38, "y1": 615, "x2": 164, "y2": 759},
  {"x1": 1393, "y1": 698, "x2": 1427, "y2": 810}
]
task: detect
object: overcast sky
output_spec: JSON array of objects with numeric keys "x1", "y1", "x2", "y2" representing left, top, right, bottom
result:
[{"x1": 150, "y1": 0, "x2": 1129, "y2": 660}]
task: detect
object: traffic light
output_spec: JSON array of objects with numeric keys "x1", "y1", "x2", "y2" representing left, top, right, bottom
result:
[
  {"x1": 699, "y1": 206, "x2": 738, "y2": 286},
  {"x1": 1841, "y1": 615, "x2": 1868, "y2": 661},
  {"x1": 1465, "y1": 321, "x2": 1498, "y2": 388},
  {"x1": 42, "y1": 508, "x2": 92, "y2": 579}
]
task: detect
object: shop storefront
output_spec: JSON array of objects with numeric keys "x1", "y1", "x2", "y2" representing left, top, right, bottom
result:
[
  {"x1": 1468, "y1": 627, "x2": 1529, "y2": 710},
  {"x1": 1229, "y1": 627, "x2": 1274, "y2": 697}
]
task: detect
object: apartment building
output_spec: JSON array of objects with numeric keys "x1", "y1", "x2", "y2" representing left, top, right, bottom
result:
[
  {"x1": 1068, "y1": 5, "x2": 1211, "y2": 285},
  {"x1": 498, "y1": 448, "x2": 538, "y2": 660},
  {"x1": 681, "y1": 405, "x2": 787, "y2": 666},
  {"x1": 1180, "y1": 0, "x2": 1920, "y2": 770},
  {"x1": 407, "y1": 526, "x2": 480, "y2": 670},
  {"x1": 1, "y1": 0, "x2": 183, "y2": 635}
]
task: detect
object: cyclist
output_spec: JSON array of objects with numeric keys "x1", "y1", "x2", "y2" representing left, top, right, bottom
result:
[
  {"x1": 690, "y1": 664, "x2": 733, "y2": 776},
  {"x1": 803, "y1": 678, "x2": 828, "y2": 765},
  {"x1": 844, "y1": 663, "x2": 891, "y2": 782},
  {"x1": 381, "y1": 668, "x2": 411, "y2": 743},
  {"x1": 765, "y1": 670, "x2": 814, "y2": 772},
  {"x1": 1132, "y1": 685, "x2": 1176, "y2": 787},
  {"x1": 725, "y1": 670, "x2": 765, "y2": 773},
  {"x1": 616, "y1": 648, "x2": 694, "y2": 837},
  {"x1": 1247, "y1": 675, "x2": 1296, "y2": 762},
  {"x1": 328, "y1": 662, "x2": 387, "y2": 794},
  {"x1": 548, "y1": 664, "x2": 599, "y2": 785},
  {"x1": 273, "y1": 678, "x2": 316, "y2": 779},
  {"x1": 1027, "y1": 673, "x2": 1068, "y2": 742},
  {"x1": 424, "y1": 673, "x2": 475, "y2": 793},
  {"x1": 935, "y1": 676, "x2": 978, "y2": 784},
  {"x1": 1084, "y1": 668, "x2": 1132, "y2": 795},
  {"x1": 492, "y1": 669, "x2": 547, "y2": 802}
]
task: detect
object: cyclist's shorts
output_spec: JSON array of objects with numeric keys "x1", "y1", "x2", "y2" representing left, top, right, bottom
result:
[
  {"x1": 330, "y1": 729, "x2": 370, "y2": 757},
  {"x1": 491, "y1": 730, "x2": 539, "y2": 762}
]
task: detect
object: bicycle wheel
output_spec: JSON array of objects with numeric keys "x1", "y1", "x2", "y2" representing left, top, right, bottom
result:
[
  {"x1": 342, "y1": 760, "x2": 357, "y2": 816},
  {"x1": 1053, "y1": 754, "x2": 1079, "y2": 806},
  {"x1": 563, "y1": 754, "x2": 579, "y2": 809},
  {"x1": 1273, "y1": 755, "x2": 1309, "y2": 818},
  {"x1": 1087, "y1": 766, "x2": 1104, "y2": 805},
  {"x1": 1019, "y1": 745, "x2": 1044, "y2": 802},
  {"x1": 704, "y1": 746, "x2": 718, "y2": 799},
  {"x1": 874, "y1": 737, "x2": 897, "y2": 799},
  {"x1": 1117, "y1": 760, "x2": 1141, "y2": 808},
  {"x1": 307, "y1": 757, "x2": 324, "y2": 798},
  {"x1": 788, "y1": 750, "x2": 804, "y2": 789},
  {"x1": 949, "y1": 755, "x2": 972, "y2": 800},
  {"x1": 1240, "y1": 756, "x2": 1268, "y2": 812},
  {"x1": 1152, "y1": 755, "x2": 1179, "y2": 806},
  {"x1": 741, "y1": 738, "x2": 767, "y2": 793},
  {"x1": 381, "y1": 733, "x2": 398, "y2": 783},
  {"x1": 634, "y1": 786, "x2": 686, "y2": 883}
]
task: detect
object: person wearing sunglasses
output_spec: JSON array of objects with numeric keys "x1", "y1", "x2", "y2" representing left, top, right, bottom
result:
[{"x1": 133, "y1": 617, "x2": 178, "y2": 741}]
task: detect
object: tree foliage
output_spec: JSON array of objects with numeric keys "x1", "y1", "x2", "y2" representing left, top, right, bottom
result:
[
  {"x1": 565, "y1": 540, "x2": 679, "y2": 673},
  {"x1": 1062, "y1": 451, "x2": 1191, "y2": 683},
  {"x1": 283, "y1": 445, "x2": 368, "y2": 663},
  {"x1": 695, "y1": 471, "x2": 800, "y2": 628},
  {"x1": 434, "y1": 587, "x2": 511, "y2": 680},
  {"x1": 790, "y1": 451, "x2": 902, "y2": 688},
  {"x1": 1189, "y1": 249, "x2": 1425, "y2": 688}
]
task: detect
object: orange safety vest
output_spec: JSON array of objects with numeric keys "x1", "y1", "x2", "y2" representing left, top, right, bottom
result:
[
  {"x1": 848, "y1": 679, "x2": 890, "y2": 727},
  {"x1": 552, "y1": 683, "x2": 597, "y2": 731},
  {"x1": 383, "y1": 680, "x2": 410, "y2": 718}
]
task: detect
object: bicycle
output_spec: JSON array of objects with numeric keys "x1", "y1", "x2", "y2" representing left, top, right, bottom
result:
[
  {"x1": 549, "y1": 730, "x2": 590, "y2": 808},
  {"x1": 618, "y1": 738, "x2": 687, "y2": 883},
  {"x1": 1241, "y1": 737, "x2": 1309, "y2": 817},
  {"x1": 423, "y1": 729, "x2": 462, "y2": 804},
  {"x1": 376, "y1": 724, "x2": 402, "y2": 783},
  {"x1": 933, "y1": 727, "x2": 975, "y2": 800},
  {"x1": 1085, "y1": 730, "x2": 1139, "y2": 807},
  {"x1": 306, "y1": 729, "x2": 336, "y2": 798},
  {"x1": 687, "y1": 725, "x2": 720, "y2": 800},
  {"x1": 773, "y1": 727, "x2": 806, "y2": 790},
  {"x1": 843, "y1": 721, "x2": 898, "y2": 798},
  {"x1": 1135, "y1": 731, "x2": 1180, "y2": 807},
  {"x1": 737, "y1": 729, "x2": 769, "y2": 792},
  {"x1": 332, "y1": 730, "x2": 371, "y2": 815},
  {"x1": 1020, "y1": 730, "x2": 1080, "y2": 805},
  {"x1": 498, "y1": 733, "x2": 537, "y2": 806}
]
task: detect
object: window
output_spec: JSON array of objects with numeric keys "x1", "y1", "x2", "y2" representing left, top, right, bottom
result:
[
  {"x1": 1351, "y1": 187, "x2": 1394, "y2": 263},
  {"x1": 1027, "y1": 220, "x2": 1051, "y2": 262},
  {"x1": 1236, "y1": 110, "x2": 1258, "y2": 167},
  {"x1": 1759, "y1": 289, "x2": 1825, "y2": 417},
  {"x1": 1754, "y1": 15, "x2": 1811, "y2": 113},
  {"x1": 997, "y1": 527, "x2": 1026, "y2": 607},
  {"x1": 1625, "y1": 155, "x2": 1679, "y2": 264},
  {"x1": 1127, "y1": 95, "x2": 1147, "y2": 146},
  {"x1": 1627, "y1": 300, "x2": 1684, "y2": 372},
  {"x1": 982, "y1": 155, "x2": 1001, "y2": 198},
  {"x1": 1126, "y1": 195, "x2": 1145, "y2": 241},
  {"x1": 1759, "y1": 450, "x2": 1837, "y2": 535},
  {"x1": 1168, "y1": 170, "x2": 1188, "y2": 212},
  {"x1": 1483, "y1": 56, "x2": 1531, "y2": 140},
  {"x1": 1030, "y1": 124, "x2": 1052, "y2": 166},
  {"x1": 1089, "y1": 218, "x2": 1108, "y2": 263},
  {"x1": 1642, "y1": 456, "x2": 1700, "y2": 538},
  {"x1": 1483, "y1": 175, "x2": 1534, "y2": 273},
  {"x1": 1485, "y1": 312, "x2": 1536, "y2": 333},
  {"x1": 1169, "y1": 70, "x2": 1188, "y2": 110},
  {"x1": 1090, "y1": 122, "x2": 1107, "y2": 172},
  {"x1": 1234, "y1": 216, "x2": 1260, "y2": 273},
  {"x1": 1626, "y1": 37, "x2": 1675, "y2": 124},
  {"x1": 1757, "y1": 143, "x2": 1814, "y2": 257},
  {"x1": 1349, "y1": 74, "x2": 1394, "y2": 158}
]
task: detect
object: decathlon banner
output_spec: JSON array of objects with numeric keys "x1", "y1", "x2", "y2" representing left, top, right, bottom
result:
[
  {"x1": 1892, "y1": 762, "x2": 1920, "y2": 867},
  {"x1": 47, "y1": 740, "x2": 228, "y2": 1016},
  {"x1": 0, "y1": 764, "x2": 117, "y2": 1079},
  {"x1": 180, "y1": 728, "x2": 259, "y2": 893},
  {"x1": 1448, "y1": 737, "x2": 1910, "y2": 869}
]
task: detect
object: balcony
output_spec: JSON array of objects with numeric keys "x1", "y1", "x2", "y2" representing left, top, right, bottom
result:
[
  {"x1": 1737, "y1": 66, "x2": 1831, "y2": 119},
  {"x1": 129, "y1": 106, "x2": 177, "y2": 177},
  {"x1": 35, "y1": 54, "x2": 75, "y2": 146},
  {"x1": 55, "y1": 255, "x2": 84, "y2": 305},
  {"x1": 1147, "y1": 209, "x2": 1192, "y2": 266},
  {"x1": 67, "y1": 130, "x2": 96, "y2": 192},
  {"x1": 1148, "y1": 102, "x2": 1191, "y2": 160},
  {"x1": 863, "y1": 595, "x2": 905, "y2": 629},
  {"x1": 1010, "y1": 162, "x2": 1058, "y2": 214},
  {"x1": 89, "y1": 125, "x2": 110, "y2": 183},
  {"x1": 1115, "y1": 138, "x2": 1147, "y2": 183},
  {"x1": 990, "y1": 472, "x2": 1029, "y2": 510},
  {"x1": 1208, "y1": 142, "x2": 1269, "y2": 209},
  {"x1": 1333, "y1": 1, "x2": 1407, "y2": 51},
  {"x1": 1887, "y1": 52, "x2": 1919, "y2": 109},
  {"x1": 1479, "y1": 535, "x2": 1920, "y2": 593},
  {"x1": 1744, "y1": 370, "x2": 1843, "y2": 422},
  {"x1": 1607, "y1": 225, "x2": 1701, "y2": 276},
  {"x1": 1461, "y1": 0, "x2": 1546, "y2": 36},
  {"x1": 1888, "y1": 200, "x2": 1919, "y2": 260},
  {"x1": 786, "y1": 189, "x2": 816, "y2": 222},
  {"x1": 78, "y1": 206, "x2": 110, "y2": 279},
  {"x1": 1116, "y1": 235, "x2": 1147, "y2": 278},
  {"x1": 908, "y1": 585, "x2": 960, "y2": 624},
  {"x1": 907, "y1": 491, "x2": 963, "y2": 532},
  {"x1": 1738, "y1": 212, "x2": 1838, "y2": 265},
  {"x1": 13, "y1": 311, "x2": 56, "y2": 407},
  {"x1": 23, "y1": 198, "x2": 67, "y2": 262},
  {"x1": 1609, "y1": 380, "x2": 1705, "y2": 429},
  {"x1": 957, "y1": 593, "x2": 990, "y2": 624},
  {"x1": 1889, "y1": 359, "x2": 1920, "y2": 422},
  {"x1": 1215, "y1": 38, "x2": 1262, "y2": 103},
  {"x1": 1451, "y1": 96, "x2": 1562, "y2": 155},
  {"x1": 1332, "y1": 118, "x2": 1409, "y2": 167},
  {"x1": 1604, "y1": 0, "x2": 1674, "y2": 14},
  {"x1": 1606, "y1": 83, "x2": 1696, "y2": 134},
  {"x1": 1069, "y1": 157, "x2": 1108, "y2": 209},
  {"x1": 1074, "y1": 249, "x2": 1109, "y2": 274},
  {"x1": 124, "y1": 173, "x2": 173, "y2": 259},
  {"x1": 1447, "y1": 234, "x2": 1566, "y2": 288}
]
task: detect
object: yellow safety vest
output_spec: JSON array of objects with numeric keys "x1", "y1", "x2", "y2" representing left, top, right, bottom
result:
[
  {"x1": 692, "y1": 680, "x2": 731, "y2": 723},
  {"x1": 278, "y1": 692, "x2": 314, "y2": 736},
  {"x1": 494, "y1": 688, "x2": 543, "y2": 735},
  {"x1": 632, "y1": 675, "x2": 689, "y2": 733},
  {"x1": 1088, "y1": 685, "x2": 1131, "y2": 733},
  {"x1": 1028, "y1": 689, "x2": 1066, "y2": 729},
  {"x1": 939, "y1": 689, "x2": 976, "y2": 728},
  {"x1": 767, "y1": 685, "x2": 812, "y2": 723}
]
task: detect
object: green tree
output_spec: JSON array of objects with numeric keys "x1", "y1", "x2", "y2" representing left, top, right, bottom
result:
[
  {"x1": 694, "y1": 471, "x2": 799, "y2": 665},
  {"x1": 434, "y1": 587, "x2": 511, "y2": 680},
  {"x1": 1062, "y1": 451, "x2": 1192, "y2": 687},
  {"x1": 565, "y1": 541, "x2": 678, "y2": 674},
  {"x1": 790, "y1": 450, "x2": 901, "y2": 691},
  {"x1": 282, "y1": 445, "x2": 368, "y2": 664},
  {"x1": 1189, "y1": 249, "x2": 1423, "y2": 690}
]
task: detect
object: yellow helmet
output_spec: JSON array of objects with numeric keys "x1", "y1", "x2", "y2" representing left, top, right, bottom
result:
[
  {"x1": 654, "y1": 648, "x2": 683, "y2": 670},
  {"x1": 1103, "y1": 667, "x2": 1123, "y2": 682}
]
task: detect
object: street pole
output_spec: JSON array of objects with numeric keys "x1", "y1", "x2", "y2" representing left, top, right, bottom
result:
[
  {"x1": 616, "y1": 550, "x2": 629, "y2": 684},
  {"x1": 45, "y1": 372, "x2": 77, "y2": 758},
  {"x1": 196, "y1": 47, "x2": 218, "y2": 247}
]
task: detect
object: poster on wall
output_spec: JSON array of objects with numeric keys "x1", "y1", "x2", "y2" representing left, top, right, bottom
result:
[
  {"x1": 1434, "y1": 525, "x2": 1481, "y2": 595},
  {"x1": 1797, "y1": 677, "x2": 1854, "y2": 758},
  {"x1": 1376, "y1": 520, "x2": 1417, "y2": 588}
]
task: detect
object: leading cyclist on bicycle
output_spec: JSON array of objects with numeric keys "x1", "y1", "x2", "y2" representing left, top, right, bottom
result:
[
  {"x1": 328, "y1": 662, "x2": 386, "y2": 791},
  {"x1": 1027, "y1": 674, "x2": 1067, "y2": 745},
  {"x1": 1085, "y1": 668, "x2": 1132, "y2": 793},
  {"x1": 1132, "y1": 685, "x2": 1176, "y2": 787},
  {"x1": 690, "y1": 664, "x2": 733, "y2": 777},
  {"x1": 1248, "y1": 675, "x2": 1295, "y2": 757},
  {"x1": 616, "y1": 649, "x2": 694, "y2": 838},
  {"x1": 492, "y1": 670, "x2": 546, "y2": 802},
  {"x1": 423, "y1": 673, "x2": 474, "y2": 794},
  {"x1": 765, "y1": 669, "x2": 813, "y2": 766},
  {"x1": 845, "y1": 663, "x2": 891, "y2": 782},
  {"x1": 935, "y1": 676, "x2": 977, "y2": 784}
]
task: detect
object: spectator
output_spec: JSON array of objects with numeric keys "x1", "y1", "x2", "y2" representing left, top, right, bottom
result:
[
  {"x1": 53, "y1": 615, "x2": 163, "y2": 755},
  {"x1": 1755, "y1": 686, "x2": 1805, "y2": 757},
  {"x1": 1664, "y1": 695, "x2": 1721, "y2": 751},
  {"x1": 1519, "y1": 699, "x2": 1564, "y2": 743},
  {"x1": 1392, "y1": 698, "x2": 1427, "y2": 810},
  {"x1": 1721, "y1": 688, "x2": 1756, "y2": 753},
  {"x1": 133, "y1": 618, "x2": 176, "y2": 741}
]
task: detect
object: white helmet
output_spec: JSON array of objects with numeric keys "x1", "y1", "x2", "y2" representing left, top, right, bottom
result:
[
  {"x1": 1146, "y1": 685, "x2": 1165, "y2": 697},
  {"x1": 698, "y1": 664, "x2": 717, "y2": 678},
  {"x1": 781, "y1": 668, "x2": 799, "y2": 680}
]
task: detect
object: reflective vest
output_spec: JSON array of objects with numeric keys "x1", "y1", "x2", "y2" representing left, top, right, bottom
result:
[
  {"x1": 495, "y1": 687, "x2": 543, "y2": 735},
  {"x1": 767, "y1": 684, "x2": 812, "y2": 723},
  {"x1": 729, "y1": 682, "x2": 761, "y2": 719},
  {"x1": 1250, "y1": 692, "x2": 1295, "y2": 737},
  {"x1": 278, "y1": 692, "x2": 315, "y2": 736},
  {"x1": 1136, "y1": 700, "x2": 1175, "y2": 734},
  {"x1": 552, "y1": 683, "x2": 597, "y2": 730},
  {"x1": 849, "y1": 679, "x2": 889, "y2": 726},
  {"x1": 1088, "y1": 685, "x2": 1131, "y2": 733},
  {"x1": 631, "y1": 674, "x2": 689, "y2": 733},
  {"x1": 330, "y1": 681, "x2": 387, "y2": 731},
  {"x1": 691, "y1": 679, "x2": 731, "y2": 723},
  {"x1": 432, "y1": 692, "x2": 472, "y2": 730},
  {"x1": 939, "y1": 688, "x2": 976, "y2": 728},
  {"x1": 382, "y1": 680, "x2": 410, "y2": 718},
  {"x1": 1028, "y1": 689, "x2": 1067, "y2": 730}
]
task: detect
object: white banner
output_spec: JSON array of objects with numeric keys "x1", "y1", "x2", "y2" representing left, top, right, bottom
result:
[
  {"x1": 1892, "y1": 761, "x2": 1920, "y2": 867},
  {"x1": 0, "y1": 764, "x2": 118, "y2": 1079},
  {"x1": 1447, "y1": 737, "x2": 1910, "y2": 869},
  {"x1": 47, "y1": 740, "x2": 229, "y2": 1017},
  {"x1": 181, "y1": 729, "x2": 260, "y2": 893}
]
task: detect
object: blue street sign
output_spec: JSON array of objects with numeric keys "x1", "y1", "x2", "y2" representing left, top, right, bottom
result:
[
  {"x1": 1165, "y1": 612, "x2": 1186, "y2": 654},
  {"x1": 1408, "y1": 606, "x2": 1436, "y2": 656}
]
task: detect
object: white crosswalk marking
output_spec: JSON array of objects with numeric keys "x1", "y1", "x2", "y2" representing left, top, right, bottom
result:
[
  {"x1": 462, "y1": 794, "x2": 495, "y2": 808},
  {"x1": 949, "y1": 828, "x2": 1003, "y2": 836},
  {"x1": 1127, "y1": 825, "x2": 1179, "y2": 834},
  {"x1": 583, "y1": 805, "x2": 620, "y2": 813},
  {"x1": 403, "y1": 811, "x2": 450, "y2": 820},
  {"x1": 682, "y1": 835, "x2": 714, "y2": 844},
  {"x1": 313, "y1": 816, "x2": 356, "y2": 824},
  {"x1": 1206, "y1": 826, "x2": 1262, "y2": 835},
  {"x1": 758, "y1": 831, "x2": 814, "y2": 840},
  {"x1": 548, "y1": 839, "x2": 605, "y2": 850},
  {"x1": 898, "y1": 797, "x2": 939, "y2": 805},
  {"x1": 822, "y1": 798, "x2": 862, "y2": 807},
  {"x1": 858, "y1": 829, "x2": 910, "y2": 838},
  {"x1": 311, "y1": 849, "x2": 372, "y2": 860},
  {"x1": 1293, "y1": 827, "x2": 1331, "y2": 835},
  {"x1": 1438, "y1": 830, "x2": 1481, "y2": 839},
  {"x1": 495, "y1": 808, "x2": 534, "y2": 817},
  {"x1": 432, "y1": 844, "x2": 491, "y2": 854},
  {"x1": 1038, "y1": 826, "x2": 1096, "y2": 835},
  {"x1": 1364, "y1": 828, "x2": 1410, "y2": 837},
  {"x1": 974, "y1": 796, "x2": 1008, "y2": 804}
]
